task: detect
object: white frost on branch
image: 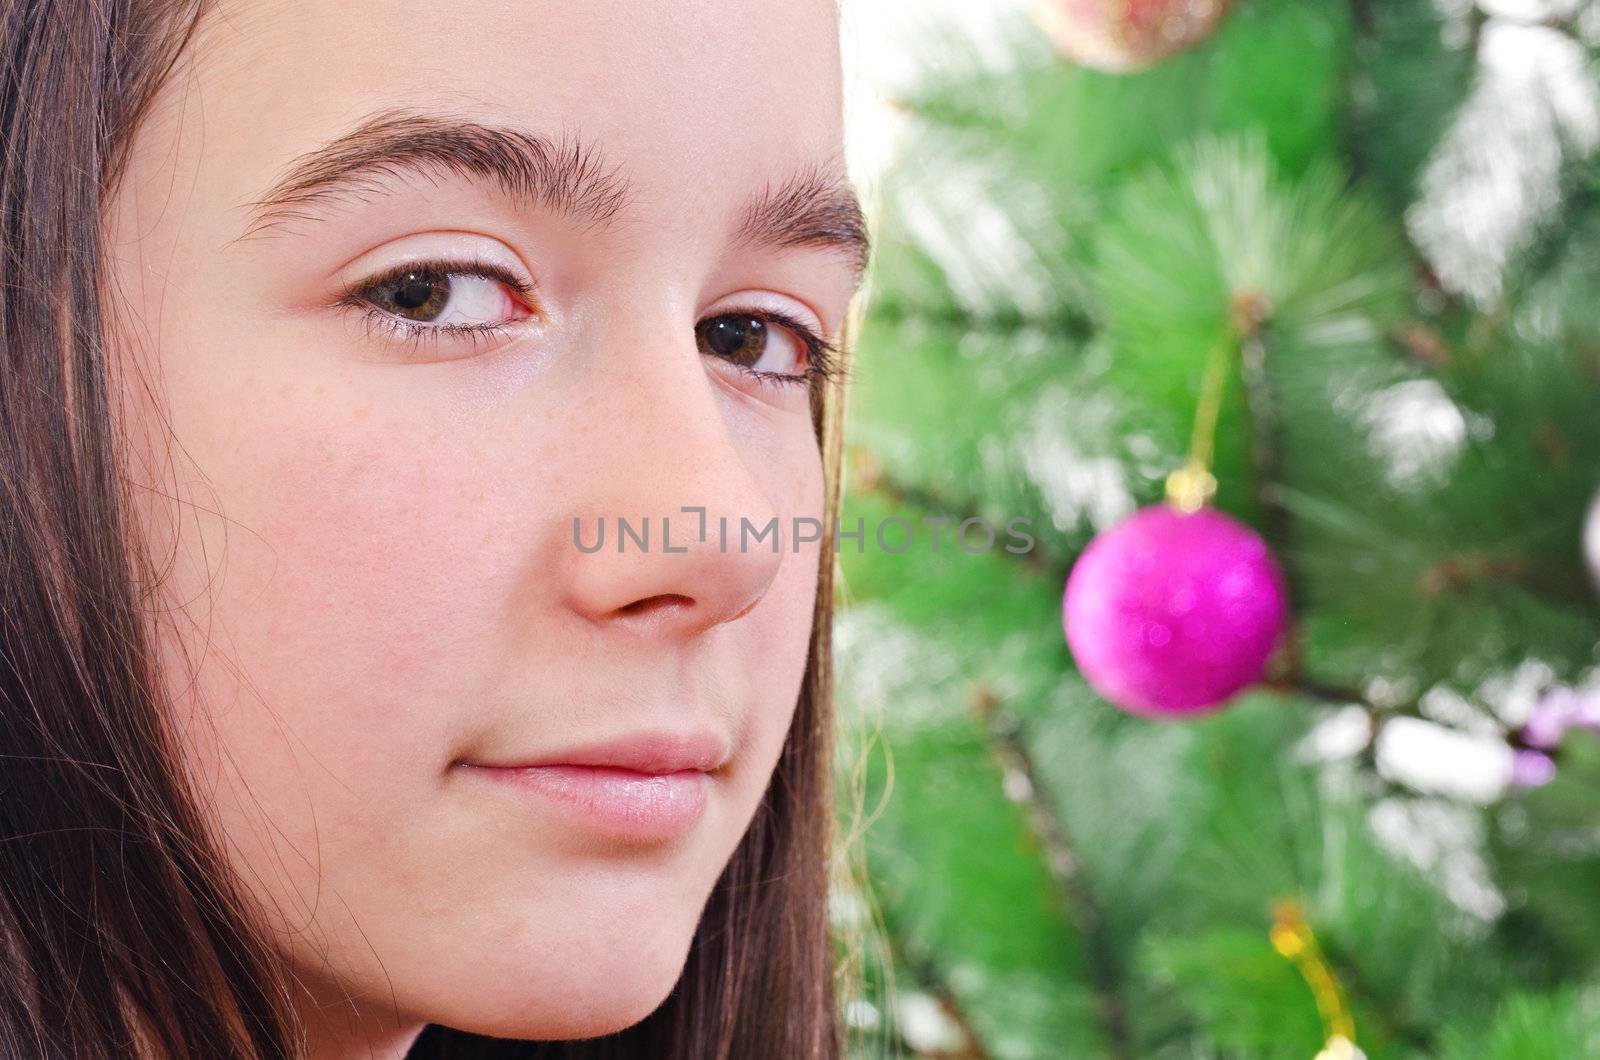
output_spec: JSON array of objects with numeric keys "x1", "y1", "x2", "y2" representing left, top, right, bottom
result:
[{"x1": 1407, "y1": 18, "x2": 1600, "y2": 305}]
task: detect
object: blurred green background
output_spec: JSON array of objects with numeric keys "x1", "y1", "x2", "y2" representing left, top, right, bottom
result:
[{"x1": 828, "y1": 1, "x2": 1600, "y2": 1056}]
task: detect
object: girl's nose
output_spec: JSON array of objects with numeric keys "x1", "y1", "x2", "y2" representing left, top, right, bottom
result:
[{"x1": 554, "y1": 313, "x2": 792, "y2": 643}]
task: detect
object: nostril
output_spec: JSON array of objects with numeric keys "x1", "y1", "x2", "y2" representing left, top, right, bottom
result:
[{"x1": 615, "y1": 593, "x2": 694, "y2": 618}]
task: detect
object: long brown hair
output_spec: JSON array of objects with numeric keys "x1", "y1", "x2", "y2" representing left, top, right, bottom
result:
[{"x1": 0, "y1": 2, "x2": 860, "y2": 1057}]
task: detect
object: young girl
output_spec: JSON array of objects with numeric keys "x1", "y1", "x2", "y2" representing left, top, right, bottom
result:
[{"x1": 0, "y1": 1, "x2": 867, "y2": 1057}]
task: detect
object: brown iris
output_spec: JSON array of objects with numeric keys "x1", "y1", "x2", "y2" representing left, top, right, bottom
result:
[
  {"x1": 371, "y1": 269, "x2": 452, "y2": 322},
  {"x1": 696, "y1": 314, "x2": 770, "y2": 368}
]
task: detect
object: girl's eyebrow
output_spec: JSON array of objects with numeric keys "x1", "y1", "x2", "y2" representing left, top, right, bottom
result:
[
  {"x1": 236, "y1": 107, "x2": 632, "y2": 239},
  {"x1": 236, "y1": 106, "x2": 872, "y2": 289},
  {"x1": 737, "y1": 157, "x2": 872, "y2": 289}
]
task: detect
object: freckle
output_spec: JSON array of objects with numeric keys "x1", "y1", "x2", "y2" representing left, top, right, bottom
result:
[
  {"x1": 353, "y1": 405, "x2": 369, "y2": 419},
  {"x1": 279, "y1": 382, "x2": 295, "y2": 399}
]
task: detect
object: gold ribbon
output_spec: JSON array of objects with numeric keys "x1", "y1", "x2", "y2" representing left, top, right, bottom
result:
[
  {"x1": 1163, "y1": 292, "x2": 1270, "y2": 513},
  {"x1": 1270, "y1": 899, "x2": 1360, "y2": 1059},
  {"x1": 1163, "y1": 325, "x2": 1232, "y2": 513}
]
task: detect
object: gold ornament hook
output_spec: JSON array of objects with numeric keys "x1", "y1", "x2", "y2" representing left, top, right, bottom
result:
[{"x1": 1163, "y1": 461, "x2": 1216, "y2": 513}]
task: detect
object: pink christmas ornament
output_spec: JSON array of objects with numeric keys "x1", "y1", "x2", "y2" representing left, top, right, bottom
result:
[{"x1": 1063, "y1": 502, "x2": 1288, "y2": 717}]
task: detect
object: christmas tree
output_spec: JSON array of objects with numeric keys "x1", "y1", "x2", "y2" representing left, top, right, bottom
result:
[{"x1": 830, "y1": 1, "x2": 1600, "y2": 1056}]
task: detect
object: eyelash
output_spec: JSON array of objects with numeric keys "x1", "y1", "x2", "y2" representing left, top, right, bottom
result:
[
  {"x1": 724, "y1": 306, "x2": 845, "y2": 390},
  {"x1": 334, "y1": 257, "x2": 845, "y2": 389}
]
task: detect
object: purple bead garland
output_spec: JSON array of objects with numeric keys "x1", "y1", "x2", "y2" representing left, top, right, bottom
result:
[{"x1": 1510, "y1": 686, "x2": 1600, "y2": 789}]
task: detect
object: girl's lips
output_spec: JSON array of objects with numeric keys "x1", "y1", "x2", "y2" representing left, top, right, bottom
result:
[{"x1": 461, "y1": 762, "x2": 710, "y2": 844}]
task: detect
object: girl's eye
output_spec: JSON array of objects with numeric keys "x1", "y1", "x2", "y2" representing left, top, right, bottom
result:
[
  {"x1": 697, "y1": 312, "x2": 815, "y2": 380},
  {"x1": 698, "y1": 313, "x2": 798, "y2": 374},
  {"x1": 360, "y1": 265, "x2": 532, "y2": 328},
  {"x1": 695, "y1": 309, "x2": 844, "y2": 389}
]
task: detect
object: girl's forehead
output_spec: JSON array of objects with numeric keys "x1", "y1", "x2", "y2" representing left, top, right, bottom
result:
[
  {"x1": 177, "y1": 0, "x2": 846, "y2": 153},
  {"x1": 131, "y1": 0, "x2": 852, "y2": 257}
]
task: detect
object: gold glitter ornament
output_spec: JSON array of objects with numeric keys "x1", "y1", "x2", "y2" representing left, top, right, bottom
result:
[
  {"x1": 1315, "y1": 1035, "x2": 1367, "y2": 1060},
  {"x1": 1028, "y1": 0, "x2": 1232, "y2": 73}
]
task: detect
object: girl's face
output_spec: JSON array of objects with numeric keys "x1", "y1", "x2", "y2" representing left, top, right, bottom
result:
[{"x1": 105, "y1": 0, "x2": 860, "y2": 1053}]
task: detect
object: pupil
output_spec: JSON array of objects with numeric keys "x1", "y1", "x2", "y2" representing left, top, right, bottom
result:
[
  {"x1": 704, "y1": 315, "x2": 766, "y2": 364},
  {"x1": 392, "y1": 273, "x2": 437, "y2": 311}
]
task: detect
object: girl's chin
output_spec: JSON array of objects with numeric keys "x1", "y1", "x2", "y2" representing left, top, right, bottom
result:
[{"x1": 422, "y1": 968, "x2": 684, "y2": 1042}]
